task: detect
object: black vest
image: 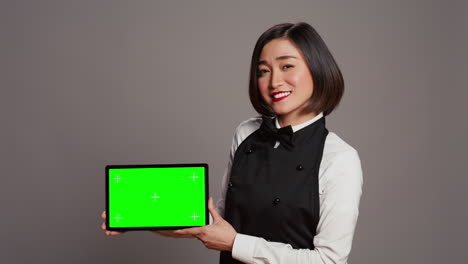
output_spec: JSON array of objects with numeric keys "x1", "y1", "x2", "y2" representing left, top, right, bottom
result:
[{"x1": 220, "y1": 116, "x2": 329, "y2": 264}]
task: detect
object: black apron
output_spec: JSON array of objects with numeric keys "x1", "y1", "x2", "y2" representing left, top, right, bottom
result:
[{"x1": 220, "y1": 116, "x2": 329, "y2": 264}]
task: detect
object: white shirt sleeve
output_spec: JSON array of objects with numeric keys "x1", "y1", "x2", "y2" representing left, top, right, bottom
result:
[{"x1": 231, "y1": 150, "x2": 363, "y2": 264}]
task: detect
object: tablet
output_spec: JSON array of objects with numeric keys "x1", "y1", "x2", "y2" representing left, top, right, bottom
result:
[{"x1": 106, "y1": 163, "x2": 209, "y2": 230}]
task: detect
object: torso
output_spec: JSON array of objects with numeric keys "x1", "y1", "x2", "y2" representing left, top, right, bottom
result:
[{"x1": 220, "y1": 115, "x2": 330, "y2": 263}]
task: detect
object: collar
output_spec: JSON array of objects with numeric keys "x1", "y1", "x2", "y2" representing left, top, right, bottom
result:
[{"x1": 274, "y1": 112, "x2": 324, "y2": 133}]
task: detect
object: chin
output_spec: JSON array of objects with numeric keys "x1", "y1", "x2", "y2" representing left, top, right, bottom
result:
[{"x1": 271, "y1": 106, "x2": 295, "y2": 116}]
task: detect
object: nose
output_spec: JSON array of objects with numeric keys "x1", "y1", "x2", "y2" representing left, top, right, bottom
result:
[{"x1": 270, "y1": 70, "x2": 284, "y2": 89}]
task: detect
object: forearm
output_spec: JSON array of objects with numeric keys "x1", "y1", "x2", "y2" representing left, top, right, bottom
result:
[{"x1": 232, "y1": 234, "x2": 326, "y2": 264}]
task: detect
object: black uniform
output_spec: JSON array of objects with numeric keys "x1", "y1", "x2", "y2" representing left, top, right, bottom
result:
[{"x1": 220, "y1": 116, "x2": 329, "y2": 264}]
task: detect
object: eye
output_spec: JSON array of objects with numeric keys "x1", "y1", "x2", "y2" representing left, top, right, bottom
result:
[
  {"x1": 282, "y1": 64, "x2": 294, "y2": 70},
  {"x1": 257, "y1": 69, "x2": 270, "y2": 77}
]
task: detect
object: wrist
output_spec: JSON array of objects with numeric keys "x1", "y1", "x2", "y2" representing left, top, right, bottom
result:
[
  {"x1": 227, "y1": 232, "x2": 238, "y2": 251},
  {"x1": 231, "y1": 233, "x2": 259, "y2": 263}
]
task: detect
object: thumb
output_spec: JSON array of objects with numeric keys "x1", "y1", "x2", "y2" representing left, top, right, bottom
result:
[{"x1": 208, "y1": 197, "x2": 222, "y2": 222}]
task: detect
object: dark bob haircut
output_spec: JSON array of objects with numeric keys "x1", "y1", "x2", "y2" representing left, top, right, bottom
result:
[{"x1": 249, "y1": 22, "x2": 344, "y2": 117}]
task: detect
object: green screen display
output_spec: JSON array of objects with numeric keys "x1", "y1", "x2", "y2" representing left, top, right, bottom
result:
[{"x1": 106, "y1": 164, "x2": 208, "y2": 229}]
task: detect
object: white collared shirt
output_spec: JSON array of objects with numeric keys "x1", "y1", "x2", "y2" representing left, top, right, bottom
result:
[
  {"x1": 271, "y1": 112, "x2": 325, "y2": 148},
  {"x1": 217, "y1": 113, "x2": 363, "y2": 264},
  {"x1": 274, "y1": 112, "x2": 324, "y2": 132}
]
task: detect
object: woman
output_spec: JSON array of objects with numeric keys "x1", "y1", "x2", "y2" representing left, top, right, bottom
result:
[{"x1": 101, "y1": 22, "x2": 363, "y2": 264}]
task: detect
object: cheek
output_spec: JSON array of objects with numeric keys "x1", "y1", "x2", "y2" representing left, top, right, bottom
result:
[
  {"x1": 258, "y1": 79, "x2": 270, "y2": 98},
  {"x1": 291, "y1": 71, "x2": 313, "y2": 94},
  {"x1": 291, "y1": 73, "x2": 302, "y2": 83}
]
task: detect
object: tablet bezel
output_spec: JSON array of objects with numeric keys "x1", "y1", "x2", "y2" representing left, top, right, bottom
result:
[{"x1": 105, "y1": 163, "x2": 209, "y2": 231}]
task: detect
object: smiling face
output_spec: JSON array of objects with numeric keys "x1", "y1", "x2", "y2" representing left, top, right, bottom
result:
[{"x1": 257, "y1": 38, "x2": 316, "y2": 126}]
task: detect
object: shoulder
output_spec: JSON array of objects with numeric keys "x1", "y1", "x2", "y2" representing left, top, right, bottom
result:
[
  {"x1": 322, "y1": 131, "x2": 361, "y2": 167},
  {"x1": 231, "y1": 116, "x2": 264, "y2": 148},
  {"x1": 320, "y1": 132, "x2": 363, "y2": 192}
]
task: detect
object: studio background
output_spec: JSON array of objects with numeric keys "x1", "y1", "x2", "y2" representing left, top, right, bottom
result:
[{"x1": 2, "y1": 0, "x2": 467, "y2": 263}]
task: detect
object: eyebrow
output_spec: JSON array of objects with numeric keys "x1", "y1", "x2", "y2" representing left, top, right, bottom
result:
[{"x1": 258, "y1": 55, "x2": 298, "y2": 65}]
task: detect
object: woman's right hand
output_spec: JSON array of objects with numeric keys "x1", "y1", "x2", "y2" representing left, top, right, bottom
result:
[
  {"x1": 154, "y1": 230, "x2": 194, "y2": 238},
  {"x1": 100, "y1": 211, "x2": 194, "y2": 238}
]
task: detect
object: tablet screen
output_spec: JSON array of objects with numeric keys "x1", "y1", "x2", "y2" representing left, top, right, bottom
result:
[{"x1": 106, "y1": 163, "x2": 209, "y2": 230}]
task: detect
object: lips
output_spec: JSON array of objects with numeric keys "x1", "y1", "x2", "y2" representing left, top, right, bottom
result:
[{"x1": 271, "y1": 91, "x2": 292, "y2": 102}]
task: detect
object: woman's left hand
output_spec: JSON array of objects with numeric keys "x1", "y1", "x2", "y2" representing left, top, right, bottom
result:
[{"x1": 174, "y1": 197, "x2": 237, "y2": 251}]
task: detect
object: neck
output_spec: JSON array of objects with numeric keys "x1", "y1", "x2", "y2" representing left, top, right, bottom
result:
[{"x1": 277, "y1": 111, "x2": 318, "y2": 127}]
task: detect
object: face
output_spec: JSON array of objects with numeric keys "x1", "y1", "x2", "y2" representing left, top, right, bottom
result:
[{"x1": 257, "y1": 38, "x2": 315, "y2": 123}]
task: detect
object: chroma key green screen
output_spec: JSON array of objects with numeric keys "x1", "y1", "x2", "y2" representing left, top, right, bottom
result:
[{"x1": 106, "y1": 164, "x2": 208, "y2": 230}]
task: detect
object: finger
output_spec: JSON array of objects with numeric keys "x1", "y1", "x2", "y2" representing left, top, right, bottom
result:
[
  {"x1": 152, "y1": 230, "x2": 194, "y2": 238},
  {"x1": 174, "y1": 227, "x2": 203, "y2": 236},
  {"x1": 105, "y1": 230, "x2": 125, "y2": 236},
  {"x1": 208, "y1": 197, "x2": 221, "y2": 221},
  {"x1": 101, "y1": 211, "x2": 106, "y2": 220},
  {"x1": 156, "y1": 230, "x2": 173, "y2": 237},
  {"x1": 101, "y1": 221, "x2": 125, "y2": 236}
]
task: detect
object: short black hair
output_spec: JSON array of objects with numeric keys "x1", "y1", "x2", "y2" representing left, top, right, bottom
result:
[{"x1": 249, "y1": 22, "x2": 344, "y2": 117}]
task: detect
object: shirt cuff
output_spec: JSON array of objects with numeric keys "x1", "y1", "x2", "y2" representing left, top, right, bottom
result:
[{"x1": 232, "y1": 233, "x2": 260, "y2": 264}]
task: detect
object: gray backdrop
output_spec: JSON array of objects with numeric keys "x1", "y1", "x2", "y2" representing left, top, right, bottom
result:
[{"x1": 2, "y1": 0, "x2": 467, "y2": 263}]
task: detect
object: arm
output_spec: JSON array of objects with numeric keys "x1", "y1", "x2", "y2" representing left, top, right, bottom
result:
[{"x1": 231, "y1": 150, "x2": 363, "y2": 264}]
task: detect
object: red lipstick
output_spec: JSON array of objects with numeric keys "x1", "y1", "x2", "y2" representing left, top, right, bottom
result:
[{"x1": 271, "y1": 91, "x2": 292, "y2": 102}]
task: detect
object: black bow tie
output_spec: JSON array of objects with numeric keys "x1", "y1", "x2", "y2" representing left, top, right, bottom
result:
[{"x1": 260, "y1": 116, "x2": 295, "y2": 149}]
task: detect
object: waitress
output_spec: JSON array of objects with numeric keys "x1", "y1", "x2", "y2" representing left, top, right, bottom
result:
[{"x1": 101, "y1": 22, "x2": 363, "y2": 264}]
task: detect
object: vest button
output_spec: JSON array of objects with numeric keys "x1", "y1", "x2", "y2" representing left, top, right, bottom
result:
[
  {"x1": 228, "y1": 182, "x2": 233, "y2": 188},
  {"x1": 245, "y1": 148, "x2": 253, "y2": 154},
  {"x1": 273, "y1": 197, "x2": 281, "y2": 205},
  {"x1": 296, "y1": 164, "x2": 304, "y2": 171}
]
